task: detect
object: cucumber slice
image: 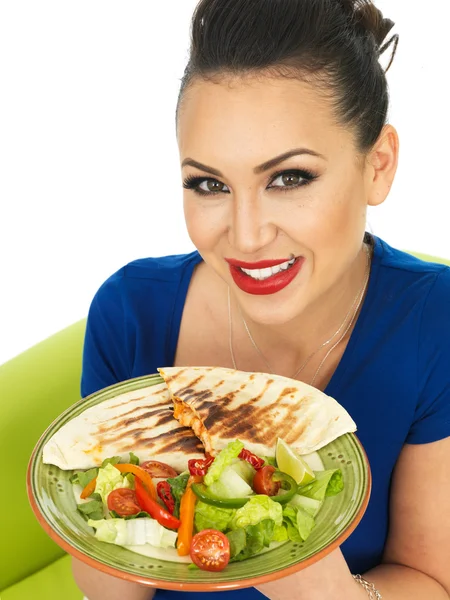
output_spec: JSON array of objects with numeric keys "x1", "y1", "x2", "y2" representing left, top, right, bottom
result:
[
  {"x1": 208, "y1": 465, "x2": 253, "y2": 499},
  {"x1": 289, "y1": 494, "x2": 322, "y2": 516},
  {"x1": 229, "y1": 459, "x2": 256, "y2": 486}
]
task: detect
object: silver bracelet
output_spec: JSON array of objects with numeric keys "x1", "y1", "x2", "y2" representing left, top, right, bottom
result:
[{"x1": 353, "y1": 574, "x2": 382, "y2": 599}]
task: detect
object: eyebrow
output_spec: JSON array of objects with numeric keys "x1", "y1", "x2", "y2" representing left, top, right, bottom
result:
[{"x1": 181, "y1": 148, "x2": 326, "y2": 177}]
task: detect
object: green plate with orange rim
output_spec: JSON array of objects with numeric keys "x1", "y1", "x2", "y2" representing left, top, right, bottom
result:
[{"x1": 27, "y1": 374, "x2": 371, "y2": 592}]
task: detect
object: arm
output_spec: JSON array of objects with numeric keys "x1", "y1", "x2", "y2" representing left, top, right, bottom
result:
[
  {"x1": 72, "y1": 557, "x2": 156, "y2": 600},
  {"x1": 256, "y1": 437, "x2": 450, "y2": 599},
  {"x1": 367, "y1": 437, "x2": 450, "y2": 598}
]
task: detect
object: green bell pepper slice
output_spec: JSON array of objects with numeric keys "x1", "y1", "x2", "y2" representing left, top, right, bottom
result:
[
  {"x1": 191, "y1": 470, "x2": 297, "y2": 508},
  {"x1": 191, "y1": 484, "x2": 250, "y2": 508},
  {"x1": 270, "y1": 471, "x2": 298, "y2": 504}
]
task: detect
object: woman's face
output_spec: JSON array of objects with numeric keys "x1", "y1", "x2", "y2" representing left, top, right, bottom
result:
[{"x1": 177, "y1": 75, "x2": 389, "y2": 325}]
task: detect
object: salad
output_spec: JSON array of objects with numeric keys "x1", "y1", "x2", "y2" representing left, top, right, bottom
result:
[{"x1": 71, "y1": 438, "x2": 344, "y2": 571}]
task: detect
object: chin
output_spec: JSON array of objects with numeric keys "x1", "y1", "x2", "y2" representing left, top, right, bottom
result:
[{"x1": 237, "y1": 292, "x2": 306, "y2": 327}]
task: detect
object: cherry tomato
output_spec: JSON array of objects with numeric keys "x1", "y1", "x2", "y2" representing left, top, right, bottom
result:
[
  {"x1": 238, "y1": 448, "x2": 265, "y2": 470},
  {"x1": 190, "y1": 529, "x2": 230, "y2": 572},
  {"x1": 107, "y1": 488, "x2": 141, "y2": 516},
  {"x1": 188, "y1": 456, "x2": 214, "y2": 476},
  {"x1": 140, "y1": 460, "x2": 178, "y2": 478},
  {"x1": 252, "y1": 465, "x2": 281, "y2": 496},
  {"x1": 157, "y1": 481, "x2": 175, "y2": 514}
]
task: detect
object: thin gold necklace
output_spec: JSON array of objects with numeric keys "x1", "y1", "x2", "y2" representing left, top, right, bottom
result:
[{"x1": 228, "y1": 244, "x2": 371, "y2": 386}]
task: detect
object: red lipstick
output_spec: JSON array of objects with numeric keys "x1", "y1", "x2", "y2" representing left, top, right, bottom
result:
[
  {"x1": 226, "y1": 256, "x2": 304, "y2": 295},
  {"x1": 225, "y1": 257, "x2": 292, "y2": 269}
]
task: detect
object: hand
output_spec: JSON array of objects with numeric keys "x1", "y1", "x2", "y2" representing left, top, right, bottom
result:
[
  {"x1": 255, "y1": 549, "x2": 365, "y2": 600},
  {"x1": 72, "y1": 557, "x2": 156, "y2": 600}
]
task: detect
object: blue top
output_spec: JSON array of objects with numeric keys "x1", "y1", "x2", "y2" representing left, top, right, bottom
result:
[{"x1": 81, "y1": 235, "x2": 450, "y2": 600}]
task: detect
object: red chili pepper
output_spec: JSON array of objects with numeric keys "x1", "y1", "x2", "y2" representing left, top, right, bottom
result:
[
  {"x1": 188, "y1": 456, "x2": 215, "y2": 476},
  {"x1": 157, "y1": 481, "x2": 175, "y2": 514},
  {"x1": 135, "y1": 477, "x2": 181, "y2": 530},
  {"x1": 239, "y1": 448, "x2": 265, "y2": 470}
]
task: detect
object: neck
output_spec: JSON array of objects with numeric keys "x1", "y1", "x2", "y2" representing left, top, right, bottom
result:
[{"x1": 232, "y1": 243, "x2": 371, "y2": 371}]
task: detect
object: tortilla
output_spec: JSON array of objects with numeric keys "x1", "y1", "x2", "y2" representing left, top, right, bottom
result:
[
  {"x1": 157, "y1": 366, "x2": 357, "y2": 457},
  {"x1": 42, "y1": 382, "x2": 205, "y2": 473}
]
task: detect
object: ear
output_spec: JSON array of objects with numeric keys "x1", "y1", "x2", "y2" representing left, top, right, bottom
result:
[{"x1": 365, "y1": 124, "x2": 399, "y2": 207}]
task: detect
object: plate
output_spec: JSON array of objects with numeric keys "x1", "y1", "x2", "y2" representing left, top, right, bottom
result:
[{"x1": 27, "y1": 374, "x2": 371, "y2": 591}]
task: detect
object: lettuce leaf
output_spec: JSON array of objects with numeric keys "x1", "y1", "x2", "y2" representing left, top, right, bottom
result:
[
  {"x1": 129, "y1": 452, "x2": 140, "y2": 465},
  {"x1": 109, "y1": 510, "x2": 150, "y2": 520},
  {"x1": 70, "y1": 467, "x2": 98, "y2": 489},
  {"x1": 204, "y1": 440, "x2": 244, "y2": 486},
  {"x1": 297, "y1": 469, "x2": 344, "y2": 501},
  {"x1": 76, "y1": 496, "x2": 103, "y2": 521},
  {"x1": 101, "y1": 456, "x2": 121, "y2": 468},
  {"x1": 296, "y1": 506, "x2": 316, "y2": 541},
  {"x1": 94, "y1": 462, "x2": 133, "y2": 503},
  {"x1": 272, "y1": 523, "x2": 289, "y2": 542},
  {"x1": 194, "y1": 501, "x2": 236, "y2": 533},
  {"x1": 166, "y1": 473, "x2": 189, "y2": 518},
  {"x1": 230, "y1": 495, "x2": 283, "y2": 530},
  {"x1": 227, "y1": 519, "x2": 287, "y2": 562},
  {"x1": 282, "y1": 504, "x2": 316, "y2": 542},
  {"x1": 226, "y1": 529, "x2": 247, "y2": 558},
  {"x1": 88, "y1": 517, "x2": 177, "y2": 548}
]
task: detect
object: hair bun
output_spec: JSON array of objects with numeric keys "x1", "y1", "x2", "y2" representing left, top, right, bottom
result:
[{"x1": 338, "y1": 0, "x2": 398, "y2": 71}]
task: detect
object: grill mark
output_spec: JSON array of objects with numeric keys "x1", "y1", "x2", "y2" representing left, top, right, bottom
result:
[
  {"x1": 96, "y1": 408, "x2": 171, "y2": 434},
  {"x1": 106, "y1": 395, "x2": 147, "y2": 410},
  {"x1": 115, "y1": 402, "x2": 170, "y2": 418},
  {"x1": 213, "y1": 380, "x2": 225, "y2": 388},
  {"x1": 98, "y1": 427, "x2": 149, "y2": 444},
  {"x1": 200, "y1": 393, "x2": 236, "y2": 429},
  {"x1": 208, "y1": 392, "x2": 299, "y2": 446},
  {"x1": 153, "y1": 386, "x2": 168, "y2": 395},
  {"x1": 180, "y1": 390, "x2": 213, "y2": 404},
  {"x1": 97, "y1": 420, "x2": 201, "y2": 447},
  {"x1": 249, "y1": 379, "x2": 274, "y2": 403},
  {"x1": 277, "y1": 387, "x2": 297, "y2": 401},
  {"x1": 165, "y1": 372, "x2": 320, "y2": 452},
  {"x1": 137, "y1": 428, "x2": 204, "y2": 453},
  {"x1": 284, "y1": 420, "x2": 310, "y2": 444},
  {"x1": 159, "y1": 367, "x2": 188, "y2": 384},
  {"x1": 174, "y1": 375, "x2": 206, "y2": 396}
]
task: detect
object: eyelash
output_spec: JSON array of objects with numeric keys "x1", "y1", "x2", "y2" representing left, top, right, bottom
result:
[{"x1": 182, "y1": 169, "x2": 318, "y2": 197}]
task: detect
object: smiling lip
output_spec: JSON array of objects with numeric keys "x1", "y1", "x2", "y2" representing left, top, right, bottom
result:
[
  {"x1": 225, "y1": 257, "x2": 293, "y2": 269},
  {"x1": 227, "y1": 256, "x2": 304, "y2": 295}
]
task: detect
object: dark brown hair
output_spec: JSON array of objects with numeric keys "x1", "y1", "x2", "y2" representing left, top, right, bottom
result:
[{"x1": 177, "y1": 0, "x2": 399, "y2": 152}]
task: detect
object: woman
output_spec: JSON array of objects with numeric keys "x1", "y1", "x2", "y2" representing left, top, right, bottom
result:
[{"x1": 72, "y1": 0, "x2": 450, "y2": 598}]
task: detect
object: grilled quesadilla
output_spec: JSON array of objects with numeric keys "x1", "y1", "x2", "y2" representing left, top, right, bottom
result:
[
  {"x1": 43, "y1": 383, "x2": 205, "y2": 472},
  {"x1": 158, "y1": 366, "x2": 356, "y2": 457}
]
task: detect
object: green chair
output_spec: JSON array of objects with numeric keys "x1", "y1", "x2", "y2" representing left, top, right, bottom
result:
[
  {"x1": 0, "y1": 319, "x2": 86, "y2": 600},
  {"x1": 1, "y1": 250, "x2": 449, "y2": 599}
]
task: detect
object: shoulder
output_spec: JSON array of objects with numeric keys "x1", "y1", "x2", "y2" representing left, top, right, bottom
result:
[
  {"x1": 374, "y1": 235, "x2": 450, "y2": 278},
  {"x1": 372, "y1": 235, "x2": 450, "y2": 305},
  {"x1": 93, "y1": 251, "x2": 202, "y2": 302},
  {"x1": 122, "y1": 251, "x2": 203, "y2": 281},
  {"x1": 102, "y1": 250, "x2": 202, "y2": 286}
]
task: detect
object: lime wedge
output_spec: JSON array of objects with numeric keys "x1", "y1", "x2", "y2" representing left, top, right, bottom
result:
[{"x1": 276, "y1": 438, "x2": 316, "y2": 485}]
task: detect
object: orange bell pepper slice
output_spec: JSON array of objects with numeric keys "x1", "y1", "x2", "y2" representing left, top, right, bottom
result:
[
  {"x1": 79, "y1": 462, "x2": 156, "y2": 500},
  {"x1": 177, "y1": 475, "x2": 203, "y2": 556}
]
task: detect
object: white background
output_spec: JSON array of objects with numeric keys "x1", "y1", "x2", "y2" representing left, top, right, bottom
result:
[{"x1": 1, "y1": 0, "x2": 449, "y2": 365}]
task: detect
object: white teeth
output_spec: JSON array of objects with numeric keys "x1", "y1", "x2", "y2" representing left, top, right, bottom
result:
[
  {"x1": 259, "y1": 267, "x2": 273, "y2": 279},
  {"x1": 240, "y1": 258, "x2": 297, "y2": 280}
]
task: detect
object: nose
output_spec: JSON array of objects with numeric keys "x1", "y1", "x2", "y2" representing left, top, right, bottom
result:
[{"x1": 227, "y1": 190, "x2": 277, "y2": 255}]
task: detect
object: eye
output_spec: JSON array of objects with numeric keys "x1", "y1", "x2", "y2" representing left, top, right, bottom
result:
[
  {"x1": 268, "y1": 169, "x2": 317, "y2": 191},
  {"x1": 183, "y1": 175, "x2": 230, "y2": 197}
]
